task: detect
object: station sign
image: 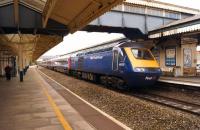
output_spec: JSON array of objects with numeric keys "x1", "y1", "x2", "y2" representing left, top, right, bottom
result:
[{"x1": 165, "y1": 47, "x2": 176, "y2": 66}]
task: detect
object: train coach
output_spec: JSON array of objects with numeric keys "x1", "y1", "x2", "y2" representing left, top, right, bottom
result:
[{"x1": 40, "y1": 39, "x2": 161, "y2": 88}]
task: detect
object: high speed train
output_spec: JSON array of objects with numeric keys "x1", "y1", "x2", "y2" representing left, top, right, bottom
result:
[{"x1": 39, "y1": 39, "x2": 161, "y2": 88}]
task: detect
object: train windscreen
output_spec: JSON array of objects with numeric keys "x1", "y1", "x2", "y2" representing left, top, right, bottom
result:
[{"x1": 131, "y1": 48, "x2": 154, "y2": 60}]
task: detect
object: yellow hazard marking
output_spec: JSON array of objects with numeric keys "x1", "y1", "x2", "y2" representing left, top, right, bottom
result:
[
  {"x1": 38, "y1": 70, "x2": 132, "y2": 130},
  {"x1": 41, "y1": 83, "x2": 72, "y2": 130}
]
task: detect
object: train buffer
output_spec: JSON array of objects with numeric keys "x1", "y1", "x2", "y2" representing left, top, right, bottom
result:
[{"x1": 0, "y1": 66, "x2": 130, "y2": 130}]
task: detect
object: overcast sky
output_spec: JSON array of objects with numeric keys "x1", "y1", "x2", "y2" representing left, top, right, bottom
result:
[{"x1": 43, "y1": 0, "x2": 200, "y2": 56}]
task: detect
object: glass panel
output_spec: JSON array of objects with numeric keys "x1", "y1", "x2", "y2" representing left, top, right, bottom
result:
[
  {"x1": 165, "y1": 11, "x2": 180, "y2": 19},
  {"x1": 113, "y1": 50, "x2": 118, "y2": 70},
  {"x1": 131, "y1": 48, "x2": 154, "y2": 60},
  {"x1": 124, "y1": 5, "x2": 145, "y2": 14},
  {"x1": 148, "y1": 8, "x2": 163, "y2": 17}
]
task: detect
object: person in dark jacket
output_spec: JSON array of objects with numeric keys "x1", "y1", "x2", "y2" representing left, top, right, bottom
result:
[{"x1": 4, "y1": 65, "x2": 12, "y2": 80}]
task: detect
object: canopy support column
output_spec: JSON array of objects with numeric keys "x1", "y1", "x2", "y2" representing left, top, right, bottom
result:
[{"x1": 18, "y1": 44, "x2": 24, "y2": 82}]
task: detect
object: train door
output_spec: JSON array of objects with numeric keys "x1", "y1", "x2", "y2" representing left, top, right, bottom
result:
[
  {"x1": 78, "y1": 56, "x2": 84, "y2": 71},
  {"x1": 68, "y1": 57, "x2": 71, "y2": 70},
  {"x1": 112, "y1": 50, "x2": 118, "y2": 71}
]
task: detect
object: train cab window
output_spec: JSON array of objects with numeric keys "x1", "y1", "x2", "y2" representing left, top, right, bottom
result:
[
  {"x1": 113, "y1": 50, "x2": 118, "y2": 70},
  {"x1": 118, "y1": 49, "x2": 125, "y2": 62},
  {"x1": 131, "y1": 48, "x2": 154, "y2": 60}
]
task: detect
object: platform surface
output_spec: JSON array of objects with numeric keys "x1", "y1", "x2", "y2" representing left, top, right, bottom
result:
[
  {"x1": 0, "y1": 67, "x2": 127, "y2": 130},
  {"x1": 159, "y1": 76, "x2": 200, "y2": 87}
]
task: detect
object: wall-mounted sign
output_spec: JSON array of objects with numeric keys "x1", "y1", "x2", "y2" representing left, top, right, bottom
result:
[
  {"x1": 165, "y1": 47, "x2": 176, "y2": 66},
  {"x1": 183, "y1": 48, "x2": 192, "y2": 67}
]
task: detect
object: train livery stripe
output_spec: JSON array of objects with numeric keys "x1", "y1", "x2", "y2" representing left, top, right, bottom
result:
[{"x1": 124, "y1": 48, "x2": 159, "y2": 68}]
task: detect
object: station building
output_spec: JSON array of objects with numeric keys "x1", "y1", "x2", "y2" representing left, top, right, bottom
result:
[
  {"x1": 150, "y1": 15, "x2": 200, "y2": 77},
  {"x1": 152, "y1": 37, "x2": 198, "y2": 77}
]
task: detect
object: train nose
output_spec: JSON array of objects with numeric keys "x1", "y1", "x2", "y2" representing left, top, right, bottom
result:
[{"x1": 126, "y1": 72, "x2": 160, "y2": 87}]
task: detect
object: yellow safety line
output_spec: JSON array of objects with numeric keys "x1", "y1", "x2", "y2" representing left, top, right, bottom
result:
[
  {"x1": 41, "y1": 83, "x2": 72, "y2": 130},
  {"x1": 38, "y1": 69, "x2": 132, "y2": 130}
]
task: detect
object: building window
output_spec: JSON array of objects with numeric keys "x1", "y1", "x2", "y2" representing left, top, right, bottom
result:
[
  {"x1": 124, "y1": 5, "x2": 145, "y2": 14},
  {"x1": 165, "y1": 11, "x2": 180, "y2": 19},
  {"x1": 148, "y1": 8, "x2": 163, "y2": 17}
]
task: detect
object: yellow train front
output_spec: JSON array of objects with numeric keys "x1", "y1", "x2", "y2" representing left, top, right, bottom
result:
[{"x1": 120, "y1": 46, "x2": 161, "y2": 87}]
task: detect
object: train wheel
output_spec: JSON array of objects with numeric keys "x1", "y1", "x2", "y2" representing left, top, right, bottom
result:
[
  {"x1": 111, "y1": 77, "x2": 118, "y2": 88},
  {"x1": 93, "y1": 74, "x2": 99, "y2": 83},
  {"x1": 116, "y1": 79, "x2": 123, "y2": 89},
  {"x1": 106, "y1": 76, "x2": 112, "y2": 87},
  {"x1": 115, "y1": 79, "x2": 130, "y2": 90},
  {"x1": 100, "y1": 76, "x2": 107, "y2": 86}
]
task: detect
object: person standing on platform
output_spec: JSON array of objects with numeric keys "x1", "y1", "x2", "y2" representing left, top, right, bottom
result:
[{"x1": 4, "y1": 65, "x2": 12, "y2": 80}]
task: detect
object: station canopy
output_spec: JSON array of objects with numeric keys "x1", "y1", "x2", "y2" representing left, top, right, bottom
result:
[{"x1": 0, "y1": 0, "x2": 123, "y2": 61}]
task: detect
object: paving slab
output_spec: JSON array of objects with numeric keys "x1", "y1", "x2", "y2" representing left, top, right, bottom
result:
[
  {"x1": 0, "y1": 68, "x2": 95, "y2": 130},
  {"x1": 0, "y1": 67, "x2": 130, "y2": 130}
]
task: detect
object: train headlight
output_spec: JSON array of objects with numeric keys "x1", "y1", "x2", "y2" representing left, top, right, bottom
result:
[{"x1": 133, "y1": 68, "x2": 145, "y2": 72}]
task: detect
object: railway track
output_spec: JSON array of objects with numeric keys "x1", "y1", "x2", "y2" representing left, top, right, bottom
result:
[
  {"x1": 132, "y1": 92, "x2": 200, "y2": 116},
  {"x1": 39, "y1": 67, "x2": 200, "y2": 130},
  {"x1": 156, "y1": 81, "x2": 200, "y2": 91},
  {"x1": 39, "y1": 67, "x2": 200, "y2": 117}
]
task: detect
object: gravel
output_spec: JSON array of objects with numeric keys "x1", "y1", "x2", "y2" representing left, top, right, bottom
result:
[
  {"x1": 141, "y1": 86, "x2": 200, "y2": 105},
  {"x1": 39, "y1": 67, "x2": 200, "y2": 130}
]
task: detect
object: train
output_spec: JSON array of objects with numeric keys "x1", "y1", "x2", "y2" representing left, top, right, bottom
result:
[{"x1": 39, "y1": 38, "x2": 161, "y2": 89}]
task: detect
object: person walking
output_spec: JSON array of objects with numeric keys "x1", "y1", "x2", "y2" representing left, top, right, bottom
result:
[{"x1": 4, "y1": 65, "x2": 12, "y2": 80}]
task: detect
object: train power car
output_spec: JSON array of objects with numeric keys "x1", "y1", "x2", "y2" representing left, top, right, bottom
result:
[{"x1": 41, "y1": 39, "x2": 161, "y2": 88}]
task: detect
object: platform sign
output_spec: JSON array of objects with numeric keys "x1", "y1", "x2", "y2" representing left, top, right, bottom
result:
[
  {"x1": 165, "y1": 47, "x2": 176, "y2": 66},
  {"x1": 183, "y1": 48, "x2": 192, "y2": 67}
]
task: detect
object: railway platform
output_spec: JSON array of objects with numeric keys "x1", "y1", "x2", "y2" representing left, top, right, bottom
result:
[
  {"x1": 0, "y1": 67, "x2": 129, "y2": 130},
  {"x1": 159, "y1": 76, "x2": 200, "y2": 87}
]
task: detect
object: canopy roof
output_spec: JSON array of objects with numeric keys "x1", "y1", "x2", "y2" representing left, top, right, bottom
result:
[{"x1": 0, "y1": 0, "x2": 123, "y2": 60}]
